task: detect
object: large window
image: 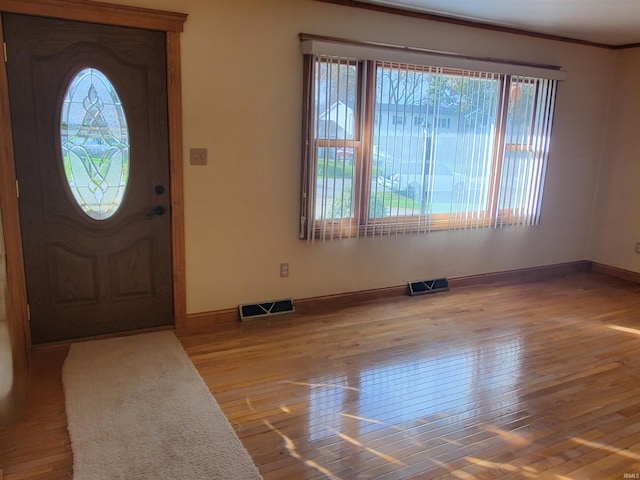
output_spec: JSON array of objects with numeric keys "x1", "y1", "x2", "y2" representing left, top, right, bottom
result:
[{"x1": 299, "y1": 36, "x2": 563, "y2": 241}]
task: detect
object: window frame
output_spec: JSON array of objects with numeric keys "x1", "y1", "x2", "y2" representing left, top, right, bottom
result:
[{"x1": 299, "y1": 36, "x2": 562, "y2": 241}]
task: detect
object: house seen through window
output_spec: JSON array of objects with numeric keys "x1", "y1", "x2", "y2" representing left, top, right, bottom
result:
[{"x1": 300, "y1": 36, "x2": 563, "y2": 240}]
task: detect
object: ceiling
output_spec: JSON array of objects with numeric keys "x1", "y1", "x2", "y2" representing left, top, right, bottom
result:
[{"x1": 354, "y1": 0, "x2": 640, "y2": 47}]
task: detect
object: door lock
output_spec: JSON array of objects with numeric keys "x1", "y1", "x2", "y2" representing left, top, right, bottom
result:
[{"x1": 148, "y1": 205, "x2": 166, "y2": 217}]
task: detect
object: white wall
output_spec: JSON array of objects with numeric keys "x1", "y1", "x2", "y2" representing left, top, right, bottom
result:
[{"x1": 105, "y1": 0, "x2": 615, "y2": 314}]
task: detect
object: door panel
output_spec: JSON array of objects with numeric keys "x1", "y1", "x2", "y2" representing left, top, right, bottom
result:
[{"x1": 3, "y1": 13, "x2": 173, "y2": 343}]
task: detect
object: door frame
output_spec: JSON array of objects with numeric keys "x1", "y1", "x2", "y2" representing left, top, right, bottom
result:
[{"x1": 0, "y1": 0, "x2": 188, "y2": 364}]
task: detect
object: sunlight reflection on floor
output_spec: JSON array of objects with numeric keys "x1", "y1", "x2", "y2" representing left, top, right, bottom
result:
[
  {"x1": 246, "y1": 320, "x2": 640, "y2": 479},
  {"x1": 607, "y1": 324, "x2": 640, "y2": 336},
  {"x1": 481, "y1": 423, "x2": 530, "y2": 447},
  {"x1": 255, "y1": 337, "x2": 538, "y2": 479},
  {"x1": 263, "y1": 419, "x2": 345, "y2": 480},
  {"x1": 572, "y1": 436, "x2": 640, "y2": 460}
]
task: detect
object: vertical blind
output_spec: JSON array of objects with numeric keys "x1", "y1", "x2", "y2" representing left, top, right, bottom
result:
[{"x1": 300, "y1": 36, "x2": 563, "y2": 241}]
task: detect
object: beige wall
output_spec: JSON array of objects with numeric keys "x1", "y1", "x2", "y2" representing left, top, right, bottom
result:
[
  {"x1": 589, "y1": 48, "x2": 640, "y2": 271},
  {"x1": 106, "y1": 0, "x2": 615, "y2": 314},
  {"x1": 0, "y1": 205, "x2": 14, "y2": 406}
]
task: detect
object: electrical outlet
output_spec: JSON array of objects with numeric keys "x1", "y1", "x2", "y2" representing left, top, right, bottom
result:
[
  {"x1": 189, "y1": 148, "x2": 207, "y2": 166},
  {"x1": 280, "y1": 263, "x2": 289, "y2": 277}
]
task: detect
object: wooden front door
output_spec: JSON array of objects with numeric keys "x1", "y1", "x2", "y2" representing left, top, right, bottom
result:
[{"x1": 3, "y1": 13, "x2": 173, "y2": 343}]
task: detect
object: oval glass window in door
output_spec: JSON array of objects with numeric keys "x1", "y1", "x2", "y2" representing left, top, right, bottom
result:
[{"x1": 60, "y1": 68, "x2": 129, "y2": 220}]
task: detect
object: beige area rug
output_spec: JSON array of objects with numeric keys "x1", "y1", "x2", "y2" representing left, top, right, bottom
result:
[{"x1": 62, "y1": 331, "x2": 262, "y2": 480}]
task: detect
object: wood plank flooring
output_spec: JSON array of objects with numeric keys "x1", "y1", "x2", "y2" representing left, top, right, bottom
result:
[{"x1": 2, "y1": 272, "x2": 640, "y2": 479}]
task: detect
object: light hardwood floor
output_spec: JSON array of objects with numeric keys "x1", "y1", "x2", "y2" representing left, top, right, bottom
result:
[{"x1": 2, "y1": 272, "x2": 640, "y2": 479}]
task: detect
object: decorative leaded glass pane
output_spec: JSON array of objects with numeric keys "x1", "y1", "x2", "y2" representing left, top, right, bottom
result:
[{"x1": 60, "y1": 68, "x2": 129, "y2": 220}]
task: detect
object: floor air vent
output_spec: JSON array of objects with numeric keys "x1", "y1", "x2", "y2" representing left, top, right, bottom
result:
[
  {"x1": 409, "y1": 278, "x2": 449, "y2": 296},
  {"x1": 239, "y1": 299, "x2": 295, "y2": 321}
]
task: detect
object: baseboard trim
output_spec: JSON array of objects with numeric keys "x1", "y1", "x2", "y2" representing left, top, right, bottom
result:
[
  {"x1": 181, "y1": 308, "x2": 238, "y2": 330},
  {"x1": 181, "y1": 261, "x2": 593, "y2": 329},
  {"x1": 591, "y1": 262, "x2": 640, "y2": 283},
  {"x1": 295, "y1": 285, "x2": 409, "y2": 314},
  {"x1": 449, "y1": 260, "x2": 592, "y2": 288}
]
